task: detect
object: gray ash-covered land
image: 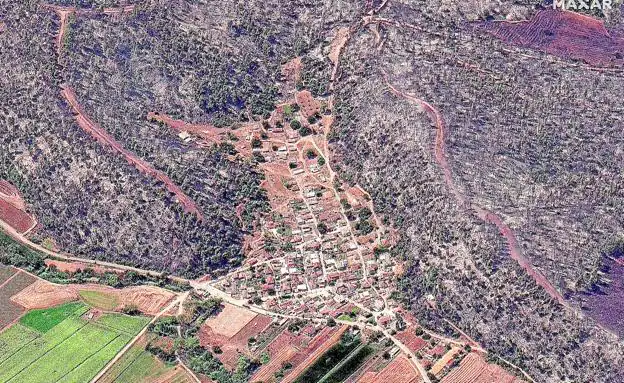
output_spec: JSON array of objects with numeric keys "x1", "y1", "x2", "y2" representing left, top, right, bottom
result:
[
  {"x1": 0, "y1": 0, "x2": 361, "y2": 277},
  {"x1": 331, "y1": 0, "x2": 624, "y2": 381}
]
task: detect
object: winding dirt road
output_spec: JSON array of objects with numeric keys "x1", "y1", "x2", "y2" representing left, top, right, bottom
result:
[
  {"x1": 61, "y1": 85, "x2": 204, "y2": 220},
  {"x1": 384, "y1": 76, "x2": 567, "y2": 307}
]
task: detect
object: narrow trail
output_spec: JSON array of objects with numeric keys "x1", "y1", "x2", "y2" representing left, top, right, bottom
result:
[
  {"x1": 384, "y1": 75, "x2": 568, "y2": 308},
  {"x1": 61, "y1": 85, "x2": 204, "y2": 220}
]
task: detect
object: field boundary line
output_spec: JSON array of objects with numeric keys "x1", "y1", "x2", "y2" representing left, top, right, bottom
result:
[
  {"x1": 4, "y1": 321, "x2": 89, "y2": 382},
  {"x1": 318, "y1": 341, "x2": 366, "y2": 383},
  {"x1": 103, "y1": 348, "x2": 146, "y2": 383},
  {"x1": 53, "y1": 334, "x2": 123, "y2": 383},
  {"x1": 0, "y1": 270, "x2": 21, "y2": 290},
  {"x1": 90, "y1": 320, "x2": 137, "y2": 338},
  {"x1": 91, "y1": 295, "x2": 182, "y2": 383},
  {"x1": 0, "y1": 333, "x2": 41, "y2": 365}
]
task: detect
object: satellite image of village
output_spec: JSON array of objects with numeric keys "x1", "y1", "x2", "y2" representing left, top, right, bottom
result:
[{"x1": 0, "y1": 0, "x2": 623, "y2": 382}]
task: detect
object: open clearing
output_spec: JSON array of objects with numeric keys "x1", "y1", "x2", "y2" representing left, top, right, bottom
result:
[
  {"x1": 0, "y1": 302, "x2": 150, "y2": 383},
  {"x1": 79, "y1": 290, "x2": 120, "y2": 311}
]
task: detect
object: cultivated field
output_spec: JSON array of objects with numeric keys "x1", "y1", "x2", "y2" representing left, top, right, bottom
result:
[
  {"x1": 440, "y1": 352, "x2": 522, "y2": 383},
  {"x1": 357, "y1": 355, "x2": 421, "y2": 383},
  {"x1": 198, "y1": 303, "x2": 273, "y2": 369},
  {"x1": 96, "y1": 335, "x2": 192, "y2": 383},
  {"x1": 0, "y1": 302, "x2": 150, "y2": 383},
  {"x1": 0, "y1": 180, "x2": 36, "y2": 234},
  {"x1": 12, "y1": 280, "x2": 175, "y2": 314},
  {"x1": 203, "y1": 303, "x2": 258, "y2": 338},
  {"x1": 0, "y1": 270, "x2": 36, "y2": 329}
]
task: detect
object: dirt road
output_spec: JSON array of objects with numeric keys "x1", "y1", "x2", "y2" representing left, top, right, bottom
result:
[
  {"x1": 61, "y1": 85, "x2": 203, "y2": 220},
  {"x1": 385, "y1": 77, "x2": 568, "y2": 307}
]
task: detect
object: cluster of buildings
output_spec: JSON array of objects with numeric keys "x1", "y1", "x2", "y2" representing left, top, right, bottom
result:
[{"x1": 212, "y1": 97, "x2": 405, "y2": 319}]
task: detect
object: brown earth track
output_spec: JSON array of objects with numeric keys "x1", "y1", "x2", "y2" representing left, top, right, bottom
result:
[
  {"x1": 61, "y1": 85, "x2": 203, "y2": 219},
  {"x1": 384, "y1": 76, "x2": 567, "y2": 307}
]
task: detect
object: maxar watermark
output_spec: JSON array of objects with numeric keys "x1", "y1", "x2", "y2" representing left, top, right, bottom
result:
[{"x1": 553, "y1": 0, "x2": 612, "y2": 10}]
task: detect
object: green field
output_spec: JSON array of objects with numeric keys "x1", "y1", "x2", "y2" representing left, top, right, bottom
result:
[
  {"x1": 20, "y1": 302, "x2": 87, "y2": 333},
  {"x1": 79, "y1": 290, "x2": 120, "y2": 311},
  {"x1": 100, "y1": 341, "x2": 171, "y2": 383},
  {"x1": 0, "y1": 303, "x2": 150, "y2": 383},
  {"x1": 294, "y1": 335, "x2": 361, "y2": 383}
]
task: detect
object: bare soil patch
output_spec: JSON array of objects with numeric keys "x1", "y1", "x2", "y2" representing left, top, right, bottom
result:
[
  {"x1": 12, "y1": 280, "x2": 175, "y2": 315},
  {"x1": 295, "y1": 90, "x2": 321, "y2": 119},
  {"x1": 203, "y1": 303, "x2": 257, "y2": 338},
  {"x1": 358, "y1": 355, "x2": 421, "y2": 383},
  {"x1": 440, "y1": 352, "x2": 522, "y2": 383}
]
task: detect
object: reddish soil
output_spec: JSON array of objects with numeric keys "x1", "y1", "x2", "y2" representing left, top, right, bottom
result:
[
  {"x1": 198, "y1": 304, "x2": 269, "y2": 370},
  {"x1": 251, "y1": 344, "x2": 297, "y2": 383},
  {"x1": 479, "y1": 10, "x2": 624, "y2": 68},
  {"x1": 229, "y1": 313, "x2": 273, "y2": 344},
  {"x1": 203, "y1": 303, "x2": 258, "y2": 338},
  {"x1": 0, "y1": 199, "x2": 36, "y2": 234},
  {"x1": 11, "y1": 279, "x2": 79, "y2": 309},
  {"x1": 281, "y1": 57, "x2": 302, "y2": 85},
  {"x1": 250, "y1": 329, "x2": 304, "y2": 383},
  {"x1": 12, "y1": 280, "x2": 176, "y2": 314},
  {"x1": 259, "y1": 164, "x2": 299, "y2": 209},
  {"x1": 440, "y1": 352, "x2": 521, "y2": 383},
  {"x1": 358, "y1": 355, "x2": 421, "y2": 383},
  {"x1": 0, "y1": 180, "x2": 36, "y2": 234},
  {"x1": 282, "y1": 325, "x2": 348, "y2": 383},
  {"x1": 148, "y1": 112, "x2": 254, "y2": 159},
  {"x1": 0, "y1": 180, "x2": 26, "y2": 210},
  {"x1": 396, "y1": 329, "x2": 427, "y2": 353},
  {"x1": 61, "y1": 86, "x2": 203, "y2": 219},
  {"x1": 385, "y1": 78, "x2": 567, "y2": 307},
  {"x1": 295, "y1": 90, "x2": 321, "y2": 119}
]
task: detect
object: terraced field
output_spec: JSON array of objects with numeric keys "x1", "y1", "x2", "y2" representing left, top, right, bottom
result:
[{"x1": 0, "y1": 302, "x2": 150, "y2": 383}]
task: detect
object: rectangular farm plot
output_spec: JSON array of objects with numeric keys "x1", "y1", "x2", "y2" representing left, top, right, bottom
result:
[
  {"x1": 79, "y1": 290, "x2": 120, "y2": 311},
  {"x1": 19, "y1": 301, "x2": 88, "y2": 333},
  {"x1": 98, "y1": 335, "x2": 191, "y2": 383},
  {"x1": 0, "y1": 305, "x2": 150, "y2": 383},
  {"x1": 204, "y1": 303, "x2": 258, "y2": 337}
]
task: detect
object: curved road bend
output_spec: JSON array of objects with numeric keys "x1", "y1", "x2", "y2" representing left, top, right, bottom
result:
[{"x1": 384, "y1": 77, "x2": 568, "y2": 308}]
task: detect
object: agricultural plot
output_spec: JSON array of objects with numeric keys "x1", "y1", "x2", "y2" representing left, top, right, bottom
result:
[
  {"x1": 0, "y1": 265, "x2": 16, "y2": 284},
  {"x1": 0, "y1": 303, "x2": 150, "y2": 383},
  {"x1": 0, "y1": 271, "x2": 36, "y2": 329},
  {"x1": 79, "y1": 290, "x2": 120, "y2": 311},
  {"x1": 294, "y1": 334, "x2": 361, "y2": 383},
  {"x1": 20, "y1": 301, "x2": 87, "y2": 333},
  {"x1": 97, "y1": 335, "x2": 184, "y2": 383}
]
